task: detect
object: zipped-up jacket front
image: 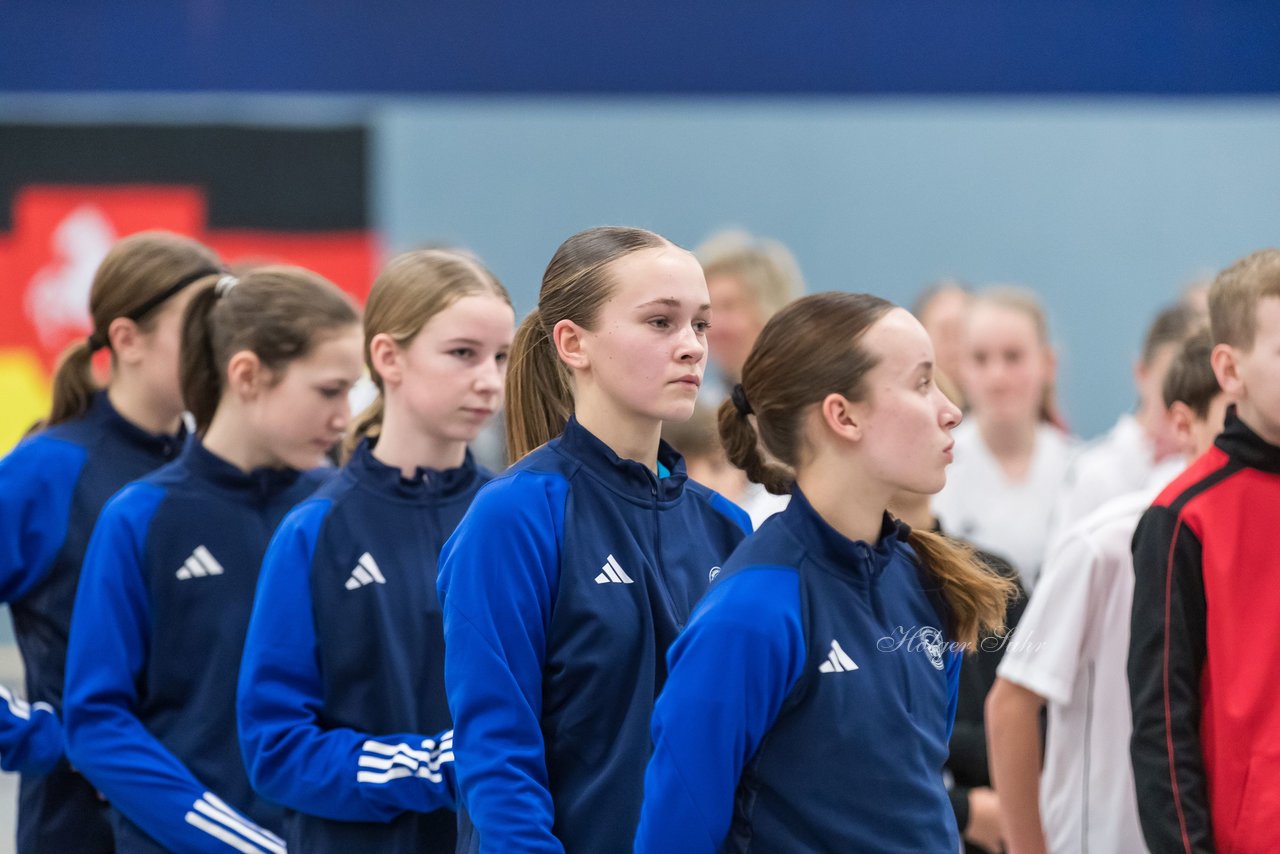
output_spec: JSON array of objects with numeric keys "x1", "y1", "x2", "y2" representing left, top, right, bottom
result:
[
  {"x1": 63, "y1": 439, "x2": 326, "y2": 854},
  {"x1": 1129, "y1": 408, "x2": 1280, "y2": 853},
  {"x1": 437, "y1": 417, "x2": 750, "y2": 853},
  {"x1": 637, "y1": 489, "x2": 962, "y2": 853},
  {"x1": 238, "y1": 439, "x2": 491, "y2": 853}
]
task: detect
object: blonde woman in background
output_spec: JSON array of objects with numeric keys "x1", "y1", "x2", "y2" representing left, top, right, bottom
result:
[{"x1": 932, "y1": 286, "x2": 1077, "y2": 588}]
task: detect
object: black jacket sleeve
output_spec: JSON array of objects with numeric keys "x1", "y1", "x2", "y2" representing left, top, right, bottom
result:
[{"x1": 1129, "y1": 505, "x2": 1214, "y2": 853}]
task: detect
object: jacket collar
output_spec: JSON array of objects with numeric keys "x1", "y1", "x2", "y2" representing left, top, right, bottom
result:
[
  {"x1": 347, "y1": 438, "x2": 481, "y2": 503},
  {"x1": 1215, "y1": 404, "x2": 1280, "y2": 475},
  {"x1": 182, "y1": 437, "x2": 304, "y2": 500},
  {"x1": 554, "y1": 416, "x2": 688, "y2": 503},
  {"x1": 89, "y1": 391, "x2": 185, "y2": 460},
  {"x1": 781, "y1": 485, "x2": 907, "y2": 581}
]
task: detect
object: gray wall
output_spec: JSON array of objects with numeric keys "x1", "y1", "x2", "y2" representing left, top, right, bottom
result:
[{"x1": 375, "y1": 97, "x2": 1280, "y2": 437}]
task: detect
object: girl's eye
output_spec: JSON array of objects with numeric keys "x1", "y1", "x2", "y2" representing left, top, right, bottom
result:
[
  {"x1": 649, "y1": 317, "x2": 671, "y2": 329},
  {"x1": 319, "y1": 387, "x2": 345, "y2": 399},
  {"x1": 694, "y1": 320, "x2": 711, "y2": 334},
  {"x1": 495, "y1": 352, "x2": 509, "y2": 364},
  {"x1": 451, "y1": 348, "x2": 476, "y2": 359}
]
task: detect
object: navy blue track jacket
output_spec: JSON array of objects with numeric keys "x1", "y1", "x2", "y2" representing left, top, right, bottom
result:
[
  {"x1": 437, "y1": 416, "x2": 751, "y2": 853},
  {"x1": 0, "y1": 392, "x2": 184, "y2": 854},
  {"x1": 636, "y1": 488, "x2": 962, "y2": 853},
  {"x1": 238, "y1": 439, "x2": 492, "y2": 852},
  {"x1": 63, "y1": 438, "x2": 327, "y2": 854}
]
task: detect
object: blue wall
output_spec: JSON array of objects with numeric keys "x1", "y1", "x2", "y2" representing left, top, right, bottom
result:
[{"x1": 376, "y1": 96, "x2": 1280, "y2": 437}]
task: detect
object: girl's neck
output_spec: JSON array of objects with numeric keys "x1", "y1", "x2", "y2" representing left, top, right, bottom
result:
[
  {"x1": 886, "y1": 492, "x2": 935, "y2": 532},
  {"x1": 574, "y1": 394, "x2": 662, "y2": 473},
  {"x1": 202, "y1": 406, "x2": 279, "y2": 473},
  {"x1": 977, "y1": 416, "x2": 1038, "y2": 481},
  {"x1": 372, "y1": 402, "x2": 467, "y2": 478},
  {"x1": 107, "y1": 378, "x2": 183, "y2": 436},
  {"x1": 796, "y1": 460, "x2": 889, "y2": 545}
]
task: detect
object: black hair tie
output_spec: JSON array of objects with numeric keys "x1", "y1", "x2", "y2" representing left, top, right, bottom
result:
[
  {"x1": 85, "y1": 331, "x2": 108, "y2": 353},
  {"x1": 731, "y1": 383, "x2": 753, "y2": 418}
]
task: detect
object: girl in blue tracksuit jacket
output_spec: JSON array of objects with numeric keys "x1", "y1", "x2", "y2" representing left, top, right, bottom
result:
[
  {"x1": 0, "y1": 231, "x2": 221, "y2": 854},
  {"x1": 635, "y1": 293, "x2": 1014, "y2": 853},
  {"x1": 236, "y1": 250, "x2": 516, "y2": 853},
  {"x1": 62, "y1": 266, "x2": 363, "y2": 854},
  {"x1": 437, "y1": 227, "x2": 751, "y2": 853}
]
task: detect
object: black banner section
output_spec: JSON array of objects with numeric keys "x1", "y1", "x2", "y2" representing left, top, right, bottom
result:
[{"x1": 0, "y1": 125, "x2": 367, "y2": 233}]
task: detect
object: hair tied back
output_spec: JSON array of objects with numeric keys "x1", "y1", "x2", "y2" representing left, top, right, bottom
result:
[{"x1": 215, "y1": 274, "x2": 240, "y2": 298}]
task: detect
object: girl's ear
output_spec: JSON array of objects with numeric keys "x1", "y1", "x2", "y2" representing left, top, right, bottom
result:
[
  {"x1": 106, "y1": 317, "x2": 144, "y2": 366},
  {"x1": 368, "y1": 333, "x2": 401, "y2": 389},
  {"x1": 553, "y1": 319, "x2": 589, "y2": 372},
  {"x1": 819, "y1": 392, "x2": 863, "y2": 443},
  {"x1": 225, "y1": 350, "x2": 266, "y2": 400}
]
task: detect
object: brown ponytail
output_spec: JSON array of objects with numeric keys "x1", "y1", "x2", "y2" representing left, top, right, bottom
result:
[
  {"x1": 180, "y1": 266, "x2": 360, "y2": 434},
  {"x1": 506, "y1": 308, "x2": 575, "y2": 461},
  {"x1": 505, "y1": 226, "x2": 671, "y2": 461},
  {"x1": 715, "y1": 398, "x2": 791, "y2": 495},
  {"x1": 905, "y1": 529, "x2": 1013, "y2": 648},
  {"x1": 720, "y1": 291, "x2": 1012, "y2": 645},
  {"x1": 46, "y1": 340, "x2": 97, "y2": 430},
  {"x1": 46, "y1": 231, "x2": 221, "y2": 427},
  {"x1": 341, "y1": 248, "x2": 511, "y2": 460}
]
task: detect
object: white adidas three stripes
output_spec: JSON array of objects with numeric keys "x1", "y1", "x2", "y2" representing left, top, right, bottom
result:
[
  {"x1": 183, "y1": 792, "x2": 284, "y2": 854},
  {"x1": 357, "y1": 731, "x2": 454, "y2": 785}
]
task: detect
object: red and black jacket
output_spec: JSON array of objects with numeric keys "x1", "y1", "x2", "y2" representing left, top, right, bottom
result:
[{"x1": 1129, "y1": 406, "x2": 1280, "y2": 854}]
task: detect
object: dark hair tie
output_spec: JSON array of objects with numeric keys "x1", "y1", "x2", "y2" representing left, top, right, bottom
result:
[
  {"x1": 85, "y1": 331, "x2": 108, "y2": 353},
  {"x1": 731, "y1": 383, "x2": 753, "y2": 418}
]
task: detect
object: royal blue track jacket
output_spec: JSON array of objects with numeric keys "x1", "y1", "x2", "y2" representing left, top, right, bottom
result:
[
  {"x1": 63, "y1": 438, "x2": 326, "y2": 853},
  {"x1": 0, "y1": 392, "x2": 183, "y2": 853},
  {"x1": 238, "y1": 439, "x2": 492, "y2": 853},
  {"x1": 437, "y1": 417, "x2": 750, "y2": 853}
]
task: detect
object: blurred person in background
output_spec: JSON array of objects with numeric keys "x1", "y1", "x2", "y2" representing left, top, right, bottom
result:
[
  {"x1": 0, "y1": 232, "x2": 220, "y2": 854},
  {"x1": 1046, "y1": 300, "x2": 1203, "y2": 548},
  {"x1": 932, "y1": 286, "x2": 1076, "y2": 588},
  {"x1": 695, "y1": 229, "x2": 805, "y2": 403},
  {"x1": 913, "y1": 279, "x2": 972, "y2": 408},
  {"x1": 988, "y1": 327, "x2": 1224, "y2": 854}
]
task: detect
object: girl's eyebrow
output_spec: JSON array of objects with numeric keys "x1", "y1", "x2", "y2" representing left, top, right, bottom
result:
[{"x1": 635, "y1": 297, "x2": 712, "y2": 312}]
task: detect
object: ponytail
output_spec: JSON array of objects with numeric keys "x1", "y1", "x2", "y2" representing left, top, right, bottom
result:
[
  {"x1": 904, "y1": 528, "x2": 1014, "y2": 648},
  {"x1": 716, "y1": 398, "x2": 792, "y2": 495},
  {"x1": 505, "y1": 308, "x2": 573, "y2": 461},
  {"x1": 506, "y1": 226, "x2": 672, "y2": 461},
  {"x1": 350, "y1": 248, "x2": 511, "y2": 463},
  {"x1": 179, "y1": 266, "x2": 358, "y2": 436},
  {"x1": 343, "y1": 397, "x2": 384, "y2": 462},
  {"x1": 45, "y1": 339, "x2": 99, "y2": 428},
  {"x1": 179, "y1": 284, "x2": 223, "y2": 433},
  {"x1": 43, "y1": 230, "x2": 221, "y2": 428}
]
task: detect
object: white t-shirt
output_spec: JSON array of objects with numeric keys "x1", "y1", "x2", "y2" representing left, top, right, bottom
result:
[
  {"x1": 1046, "y1": 414, "x2": 1157, "y2": 551},
  {"x1": 997, "y1": 487, "x2": 1162, "y2": 854},
  {"x1": 932, "y1": 420, "x2": 1077, "y2": 588},
  {"x1": 739, "y1": 482, "x2": 790, "y2": 530}
]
